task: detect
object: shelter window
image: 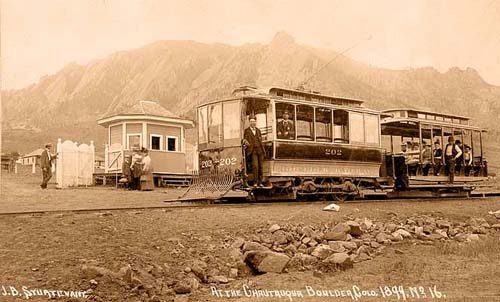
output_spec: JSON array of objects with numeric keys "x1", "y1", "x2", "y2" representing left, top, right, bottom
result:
[
  {"x1": 208, "y1": 103, "x2": 222, "y2": 144},
  {"x1": 333, "y1": 110, "x2": 349, "y2": 143},
  {"x1": 223, "y1": 101, "x2": 241, "y2": 141},
  {"x1": 198, "y1": 106, "x2": 208, "y2": 145},
  {"x1": 296, "y1": 105, "x2": 314, "y2": 141},
  {"x1": 167, "y1": 136, "x2": 178, "y2": 152},
  {"x1": 315, "y1": 107, "x2": 332, "y2": 142},
  {"x1": 408, "y1": 111, "x2": 418, "y2": 118},
  {"x1": 417, "y1": 113, "x2": 426, "y2": 119},
  {"x1": 276, "y1": 102, "x2": 295, "y2": 140},
  {"x1": 350, "y1": 112, "x2": 365, "y2": 144},
  {"x1": 127, "y1": 134, "x2": 142, "y2": 149},
  {"x1": 150, "y1": 134, "x2": 162, "y2": 151},
  {"x1": 364, "y1": 114, "x2": 379, "y2": 145}
]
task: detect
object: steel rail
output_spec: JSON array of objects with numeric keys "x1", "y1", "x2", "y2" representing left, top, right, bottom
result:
[{"x1": 1, "y1": 194, "x2": 499, "y2": 217}]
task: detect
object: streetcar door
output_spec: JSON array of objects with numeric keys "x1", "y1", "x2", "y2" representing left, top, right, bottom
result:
[
  {"x1": 243, "y1": 98, "x2": 272, "y2": 141},
  {"x1": 242, "y1": 98, "x2": 271, "y2": 182}
]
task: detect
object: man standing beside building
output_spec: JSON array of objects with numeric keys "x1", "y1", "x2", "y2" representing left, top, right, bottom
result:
[
  {"x1": 243, "y1": 116, "x2": 265, "y2": 187},
  {"x1": 40, "y1": 143, "x2": 57, "y2": 189}
]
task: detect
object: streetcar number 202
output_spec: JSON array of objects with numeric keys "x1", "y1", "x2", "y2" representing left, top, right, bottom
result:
[{"x1": 201, "y1": 157, "x2": 237, "y2": 168}]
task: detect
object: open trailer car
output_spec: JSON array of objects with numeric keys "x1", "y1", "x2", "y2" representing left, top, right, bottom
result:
[
  {"x1": 179, "y1": 86, "x2": 490, "y2": 201},
  {"x1": 380, "y1": 108, "x2": 489, "y2": 197}
]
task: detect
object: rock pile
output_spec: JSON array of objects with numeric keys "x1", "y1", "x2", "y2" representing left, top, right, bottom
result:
[
  {"x1": 228, "y1": 214, "x2": 499, "y2": 276},
  {"x1": 79, "y1": 212, "x2": 499, "y2": 301}
]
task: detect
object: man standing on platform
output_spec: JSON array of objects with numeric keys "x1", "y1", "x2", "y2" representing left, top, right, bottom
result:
[
  {"x1": 243, "y1": 116, "x2": 265, "y2": 187},
  {"x1": 444, "y1": 136, "x2": 462, "y2": 184},
  {"x1": 40, "y1": 143, "x2": 57, "y2": 189}
]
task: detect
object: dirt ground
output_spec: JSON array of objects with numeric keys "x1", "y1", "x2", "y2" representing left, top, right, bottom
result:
[
  {"x1": 1, "y1": 173, "x2": 500, "y2": 302},
  {"x1": 0, "y1": 171, "x2": 179, "y2": 213}
]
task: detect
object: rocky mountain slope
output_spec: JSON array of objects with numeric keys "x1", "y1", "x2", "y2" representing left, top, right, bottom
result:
[{"x1": 2, "y1": 32, "x2": 498, "y2": 166}]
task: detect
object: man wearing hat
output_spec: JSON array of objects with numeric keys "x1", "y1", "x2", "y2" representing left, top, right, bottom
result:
[
  {"x1": 277, "y1": 110, "x2": 295, "y2": 140},
  {"x1": 40, "y1": 143, "x2": 57, "y2": 189},
  {"x1": 121, "y1": 154, "x2": 133, "y2": 189},
  {"x1": 421, "y1": 143, "x2": 432, "y2": 176},
  {"x1": 243, "y1": 115, "x2": 265, "y2": 187},
  {"x1": 130, "y1": 145, "x2": 143, "y2": 190},
  {"x1": 444, "y1": 136, "x2": 462, "y2": 183},
  {"x1": 433, "y1": 140, "x2": 443, "y2": 175}
]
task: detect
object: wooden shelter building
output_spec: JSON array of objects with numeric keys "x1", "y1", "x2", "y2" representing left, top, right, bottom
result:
[{"x1": 96, "y1": 100, "x2": 193, "y2": 186}]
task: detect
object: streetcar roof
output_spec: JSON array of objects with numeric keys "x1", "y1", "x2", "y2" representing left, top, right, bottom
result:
[
  {"x1": 196, "y1": 86, "x2": 384, "y2": 115},
  {"x1": 381, "y1": 120, "x2": 486, "y2": 133},
  {"x1": 383, "y1": 108, "x2": 471, "y2": 120}
]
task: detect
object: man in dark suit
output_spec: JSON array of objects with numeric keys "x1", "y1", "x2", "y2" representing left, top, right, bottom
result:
[
  {"x1": 40, "y1": 143, "x2": 57, "y2": 189},
  {"x1": 277, "y1": 111, "x2": 294, "y2": 140},
  {"x1": 243, "y1": 116, "x2": 265, "y2": 187}
]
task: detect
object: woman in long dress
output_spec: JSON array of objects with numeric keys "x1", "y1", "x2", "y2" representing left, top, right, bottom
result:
[{"x1": 140, "y1": 148, "x2": 154, "y2": 191}]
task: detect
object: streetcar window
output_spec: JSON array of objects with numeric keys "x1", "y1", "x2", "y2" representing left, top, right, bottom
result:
[
  {"x1": 296, "y1": 105, "x2": 314, "y2": 141},
  {"x1": 223, "y1": 101, "x2": 241, "y2": 141},
  {"x1": 350, "y1": 112, "x2": 365, "y2": 144},
  {"x1": 315, "y1": 107, "x2": 332, "y2": 142},
  {"x1": 364, "y1": 114, "x2": 379, "y2": 145},
  {"x1": 462, "y1": 129, "x2": 473, "y2": 160},
  {"x1": 245, "y1": 98, "x2": 270, "y2": 140},
  {"x1": 208, "y1": 103, "x2": 222, "y2": 144},
  {"x1": 472, "y1": 130, "x2": 482, "y2": 158},
  {"x1": 408, "y1": 111, "x2": 418, "y2": 118},
  {"x1": 198, "y1": 106, "x2": 208, "y2": 145},
  {"x1": 333, "y1": 110, "x2": 349, "y2": 143},
  {"x1": 421, "y1": 124, "x2": 432, "y2": 141},
  {"x1": 432, "y1": 126, "x2": 443, "y2": 146},
  {"x1": 442, "y1": 127, "x2": 453, "y2": 148},
  {"x1": 276, "y1": 102, "x2": 295, "y2": 140}
]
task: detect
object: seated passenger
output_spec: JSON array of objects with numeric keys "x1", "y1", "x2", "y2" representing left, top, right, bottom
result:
[
  {"x1": 406, "y1": 143, "x2": 420, "y2": 176},
  {"x1": 277, "y1": 111, "x2": 295, "y2": 140},
  {"x1": 421, "y1": 144, "x2": 432, "y2": 176},
  {"x1": 433, "y1": 141, "x2": 443, "y2": 175},
  {"x1": 463, "y1": 145, "x2": 473, "y2": 176}
]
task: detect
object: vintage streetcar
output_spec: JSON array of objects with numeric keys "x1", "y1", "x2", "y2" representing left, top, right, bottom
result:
[{"x1": 181, "y1": 86, "x2": 489, "y2": 201}]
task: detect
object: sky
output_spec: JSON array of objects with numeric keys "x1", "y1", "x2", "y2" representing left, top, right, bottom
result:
[{"x1": 1, "y1": 0, "x2": 500, "y2": 89}]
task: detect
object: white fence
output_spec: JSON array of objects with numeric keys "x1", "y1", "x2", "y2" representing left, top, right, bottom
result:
[{"x1": 56, "y1": 139, "x2": 95, "y2": 188}]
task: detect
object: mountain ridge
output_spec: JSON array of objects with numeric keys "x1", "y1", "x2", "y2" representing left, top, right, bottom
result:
[{"x1": 2, "y1": 32, "x2": 498, "y2": 167}]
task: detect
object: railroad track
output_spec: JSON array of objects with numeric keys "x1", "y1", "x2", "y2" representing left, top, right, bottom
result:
[{"x1": 1, "y1": 193, "x2": 499, "y2": 217}]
